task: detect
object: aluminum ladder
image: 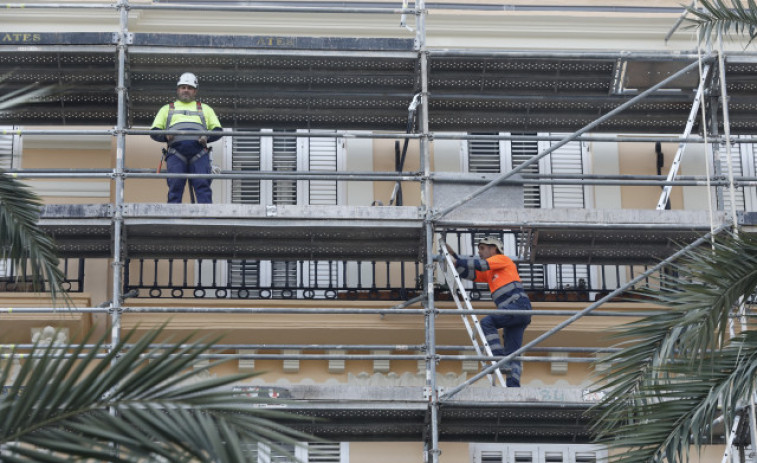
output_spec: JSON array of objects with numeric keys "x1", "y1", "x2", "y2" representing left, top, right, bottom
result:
[{"x1": 438, "y1": 242, "x2": 507, "y2": 387}]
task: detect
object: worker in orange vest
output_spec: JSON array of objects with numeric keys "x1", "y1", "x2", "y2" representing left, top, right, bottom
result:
[{"x1": 446, "y1": 236, "x2": 532, "y2": 387}]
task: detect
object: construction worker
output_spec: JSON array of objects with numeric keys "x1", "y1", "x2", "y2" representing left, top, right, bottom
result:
[
  {"x1": 150, "y1": 72, "x2": 222, "y2": 203},
  {"x1": 446, "y1": 237, "x2": 531, "y2": 387}
]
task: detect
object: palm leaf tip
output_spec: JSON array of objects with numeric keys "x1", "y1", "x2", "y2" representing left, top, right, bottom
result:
[{"x1": 0, "y1": 326, "x2": 316, "y2": 462}]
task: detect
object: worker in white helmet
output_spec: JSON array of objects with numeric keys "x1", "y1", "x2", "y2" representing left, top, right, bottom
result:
[
  {"x1": 446, "y1": 236, "x2": 531, "y2": 387},
  {"x1": 150, "y1": 72, "x2": 223, "y2": 203}
]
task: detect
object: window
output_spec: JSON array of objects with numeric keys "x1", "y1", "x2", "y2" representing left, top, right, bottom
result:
[
  {"x1": 226, "y1": 130, "x2": 344, "y2": 297},
  {"x1": 467, "y1": 133, "x2": 595, "y2": 293},
  {"x1": 471, "y1": 443, "x2": 606, "y2": 463},
  {"x1": 243, "y1": 442, "x2": 347, "y2": 463}
]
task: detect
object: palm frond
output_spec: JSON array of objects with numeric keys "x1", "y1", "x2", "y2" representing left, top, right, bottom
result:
[
  {"x1": 593, "y1": 331, "x2": 757, "y2": 463},
  {"x1": 0, "y1": 326, "x2": 314, "y2": 462},
  {"x1": 590, "y1": 232, "x2": 757, "y2": 463},
  {"x1": 685, "y1": 0, "x2": 757, "y2": 46},
  {"x1": 0, "y1": 171, "x2": 66, "y2": 301},
  {"x1": 0, "y1": 72, "x2": 66, "y2": 302}
]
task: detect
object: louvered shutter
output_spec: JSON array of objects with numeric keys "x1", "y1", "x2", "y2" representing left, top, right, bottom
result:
[
  {"x1": 542, "y1": 449, "x2": 565, "y2": 462},
  {"x1": 540, "y1": 134, "x2": 585, "y2": 208},
  {"x1": 308, "y1": 137, "x2": 338, "y2": 205},
  {"x1": 231, "y1": 135, "x2": 262, "y2": 204},
  {"x1": 718, "y1": 139, "x2": 746, "y2": 212},
  {"x1": 307, "y1": 442, "x2": 345, "y2": 463},
  {"x1": 468, "y1": 134, "x2": 501, "y2": 173},
  {"x1": 305, "y1": 136, "x2": 341, "y2": 292},
  {"x1": 0, "y1": 129, "x2": 15, "y2": 169},
  {"x1": 272, "y1": 132, "x2": 298, "y2": 205},
  {"x1": 229, "y1": 134, "x2": 263, "y2": 293},
  {"x1": 510, "y1": 449, "x2": 534, "y2": 463},
  {"x1": 480, "y1": 450, "x2": 504, "y2": 462},
  {"x1": 269, "y1": 443, "x2": 297, "y2": 462},
  {"x1": 510, "y1": 134, "x2": 541, "y2": 209},
  {"x1": 573, "y1": 451, "x2": 600, "y2": 463}
]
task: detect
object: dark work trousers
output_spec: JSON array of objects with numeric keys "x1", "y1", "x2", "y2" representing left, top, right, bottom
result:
[
  {"x1": 165, "y1": 150, "x2": 212, "y2": 203},
  {"x1": 480, "y1": 296, "x2": 531, "y2": 387}
]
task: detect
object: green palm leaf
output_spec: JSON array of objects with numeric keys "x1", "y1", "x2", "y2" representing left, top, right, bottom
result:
[
  {"x1": 0, "y1": 326, "x2": 314, "y2": 462},
  {"x1": 0, "y1": 74, "x2": 66, "y2": 302},
  {"x1": 0, "y1": 171, "x2": 66, "y2": 301},
  {"x1": 590, "y1": 232, "x2": 757, "y2": 463},
  {"x1": 686, "y1": 0, "x2": 757, "y2": 45}
]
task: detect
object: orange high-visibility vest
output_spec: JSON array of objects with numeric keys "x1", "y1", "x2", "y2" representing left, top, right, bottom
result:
[{"x1": 474, "y1": 254, "x2": 521, "y2": 294}]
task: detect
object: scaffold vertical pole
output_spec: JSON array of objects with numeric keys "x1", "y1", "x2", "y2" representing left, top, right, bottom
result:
[
  {"x1": 417, "y1": 1, "x2": 439, "y2": 461},
  {"x1": 112, "y1": 0, "x2": 128, "y2": 354}
]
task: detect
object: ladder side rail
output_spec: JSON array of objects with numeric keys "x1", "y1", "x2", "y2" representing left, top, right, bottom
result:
[
  {"x1": 440, "y1": 244, "x2": 507, "y2": 386},
  {"x1": 439, "y1": 263, "x2": 499, "y2": 386}
]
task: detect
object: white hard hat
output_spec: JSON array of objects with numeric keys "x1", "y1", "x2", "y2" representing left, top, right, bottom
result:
[
  {"x1": 177, "y1": 72, "x2": 198, "y2": 88},
  {"x1": 478, "y1": 236, "x2": 504, "y2": 254}
]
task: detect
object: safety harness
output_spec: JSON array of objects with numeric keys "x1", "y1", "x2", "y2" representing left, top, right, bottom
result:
[{"x1": 162, "y1": 101, "x2": 210, "y2": 165}]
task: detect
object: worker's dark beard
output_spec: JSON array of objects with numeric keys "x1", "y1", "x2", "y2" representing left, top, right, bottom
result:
[{"x1": 177, "y1": 91, "x2": 195, "y2": 103}]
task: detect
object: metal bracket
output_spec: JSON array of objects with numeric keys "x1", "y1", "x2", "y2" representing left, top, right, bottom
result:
[{"x1": 111, "y1": 32, "x2": 134, "y2": 45}]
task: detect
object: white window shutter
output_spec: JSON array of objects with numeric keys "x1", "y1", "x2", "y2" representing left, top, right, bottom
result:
[
  {"x1": 479, "y1": 450, "x2": 504, "y2": 463},
  {"x1": 510, "y1": 448, "x2": 534, "y2": 463},
  {"x1": 272, "y1": 131, "x2": 298, "y2": 205},
  {"x1": 307, "y1": 442, "x2": 347, "y2": 463},
  {"x1": 539, "y1": 133, "x2": 586, "y2": 209},
  {"x1": 308, "y1": 136, "x2": 339, "y2": 205},
  {"x1": 468, "y1": 133, "x2": 501, "y2": 173},
  {"x1": 508, "y1": 134, "x2": 541, "y2": 209},
  {"x1": 303, "y1": 134, "x2": 342, "y2": 291},
  {"x1": 231, "y1": 134, "x2": 262, "y2": 204},
  {"x1": 0, "y1": 130, "x2": 15, "y2": 170}
]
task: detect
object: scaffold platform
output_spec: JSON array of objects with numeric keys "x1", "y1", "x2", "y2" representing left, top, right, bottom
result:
[{"x1": 39, "y1": 203, "x2": 726, "y2": 264}]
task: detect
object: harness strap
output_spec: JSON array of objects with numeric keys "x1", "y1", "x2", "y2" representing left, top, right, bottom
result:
[
  {"x1": 166, "y1": 147, "x2": 207, "y2": 165},
  {"x1": 166, "y1": 101, "x2": 207, "y2": 131}
]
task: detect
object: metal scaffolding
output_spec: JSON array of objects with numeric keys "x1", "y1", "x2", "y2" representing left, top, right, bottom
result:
[{"x1": 1, "y1": 1, "x2": 756, "y2": 461}]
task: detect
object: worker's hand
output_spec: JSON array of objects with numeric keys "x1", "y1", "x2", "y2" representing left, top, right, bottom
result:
[
  {"x1": 445, "y1": 243, "x2": 457, "y2": 259},
  {"x1": 165, "y1": 135, "x2": 174, "y2": 143},
  {"x1": 198, "y1": 136, "x2": 208, "y2": 147}
]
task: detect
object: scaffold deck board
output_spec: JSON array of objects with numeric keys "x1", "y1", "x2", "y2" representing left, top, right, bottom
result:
[
  {"x1": 39, "y1": 204, "x2": 724, "y2": 264},
  {"x1": 3, "y1": 33, "x2": 757, "y2": 132},
  {"x1": 236, "y1": 384, "x2": 599, "y2": 442}
]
